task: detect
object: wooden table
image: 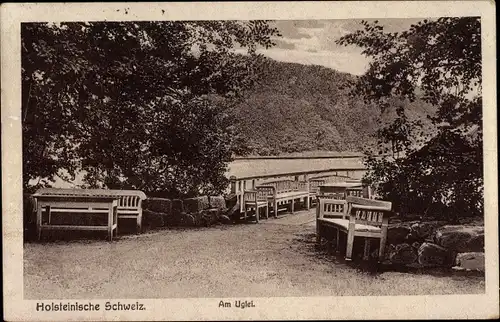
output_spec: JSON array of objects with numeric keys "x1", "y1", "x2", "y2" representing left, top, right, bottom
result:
[
  {"x1": 33, "y1": 194, "x2": 119, "y2": 241},
  {"x1": 318, "y1": 182, "x2": 362, "y2": 194}
]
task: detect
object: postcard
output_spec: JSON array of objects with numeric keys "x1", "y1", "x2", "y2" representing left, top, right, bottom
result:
[{"x1": 2, "y1": 1, "x2": 498, "y2": 320}]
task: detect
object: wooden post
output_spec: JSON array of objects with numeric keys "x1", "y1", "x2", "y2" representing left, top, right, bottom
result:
[
  {"x1": 316, "y1": 199, "x2": 322, "y2": 243},
  {"x1": 108, "y1": 203, "x2": 114, "y2": 241},
  {"x1": 237, "y1": 180, "x2": 242, "y2": 212},
  {"x1": 363, "y1": 238, "x2": 371, "y2": 261},
  {"x1": 379, "y1": 216, "x2": 389, "y2": 260},
  {"x1": 304, "y1": 174, "x2": 310, "y2": 210},
  {"x1": 345, "y1": 203, "x2": 355, "y2": 261},
  {"x1": 114, "y1": 204, "x2": 118, "y2": 237},
  {"x1": 36, "y1": 203, "x2": 42, "y2": 241},
  {"x1": 229, "y1": 176, "x2": 237, "y2": 194}
]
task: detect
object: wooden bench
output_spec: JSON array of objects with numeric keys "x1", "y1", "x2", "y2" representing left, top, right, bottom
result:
[
  {"x1": 316, "y1": 196, "x2": 392, "y2": 261},
  {"x1": 33, "y1": 190, "x2": 119, "y2": 241},
  {"x1": 33, "y1": 188, "x2": 147, "y2": 240},
  {"x1": 257, "y1": 179, "x2": 310, "y2": 217},
  {"x1": 308, "y1": 178, "x2": 326, "y2": 205},
  {"x1": 243, "y1": 187, "x2": 271, "y2": 223}
]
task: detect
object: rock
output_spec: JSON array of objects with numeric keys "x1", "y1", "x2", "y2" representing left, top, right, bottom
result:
[
  {"x1": 209, "y1": 196, "x2": 227, "y2": 210},
  {"x1": 143, "y1": 209, "x2": 165, "y2": 227},
  {"x1": 225, "y1": 202, "x2": 241, "y2": 219},
  {"x1": 219, "y1": 215, "x2": 232, "y2": 224},
  {"x1": 172, "y1": 199, "x2": 184, "y2": 216},
  {"x1": 183, "y1": 196, "x2": 210, "y2": 213},
  {"x1": 417, "y1": 242, "x2": 455, "y2": 267},
  {"x1": 185, "y1": 214, "x2": 196, "y2": 226},
  {"x1": 434, "y1": 225, "x2": 484, "y2": 252},
  {"x1": 410, "y1": 221, "x2": 447, "y2": 240},
  {"x1": 454, "y1": 252, "x2": 485, "y2": 272},
  {"x1": 386, "y1": 243, "x2": 418, "y2": 265},
  {"x1": 458, "y1": 216, "x2": 485, "y2": 226},
  {"x1": 201, "y1": 208, "x2": 220, "y2": 226},
  {"x1": 387, "y1": 224, "x2": 411, "y2": 244},
  {"x1": 143, "y1": 197, "x2": 172, "y2": 214},
  {"x1": 224, "y1": 193, "x2": 238, "y2": 209}
]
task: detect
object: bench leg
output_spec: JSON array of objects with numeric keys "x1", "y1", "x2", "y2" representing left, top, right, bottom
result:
[
  {"x1": 363, "y1": 238, "x2": 371, "y2": 261},
  {"x1": 291, "y1": 199, "x2": 294, "y2": 214},
  {"x1": 108, "y1": 207, "x2": 113, "y2": 242},
  {"x1": 379, "y1": 235, "x2": 387, "y2": 261},
  {"x1": 306, "y1": 195, "x2": 310, "y2": 210},
  {"x1": 345, "y1": 231, "x2": 355, "y2": 261},
  {"x1": 265, "y1": 204, "x2": 269, "y2": 219},
  {"x1": 336, "y1": 228, "x2": 341, "y2": 253},
  {"x1": 47, "y1": 206, "x2": 52, "y2": 225},
  {"x1": 136, "y1": 215, "x2": 142, "y2": 233},
  {"x1": 255, "y1": 207, "x2": 260, "y2": 223},
  {"x1": 244, "y1": 205, "x2": 247, "y2": 220},
  {"x1": 36, "y1": 205, "x2": 42, "y2": 241},
  {"x1": 274, "y1": 200, "x2": 278, "y2": 218}
]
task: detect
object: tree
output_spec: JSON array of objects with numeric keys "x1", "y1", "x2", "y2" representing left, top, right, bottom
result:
[
  {"x1": 22, "y1": 21, "x2": 280, "y2": 197},
  {"x1": 337, "y1": 17, "x2": 482, "y2": 219}
]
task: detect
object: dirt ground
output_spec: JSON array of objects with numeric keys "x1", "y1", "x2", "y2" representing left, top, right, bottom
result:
[{"x1": 24, "y1": 210, "x2": 484, "y2": 299}]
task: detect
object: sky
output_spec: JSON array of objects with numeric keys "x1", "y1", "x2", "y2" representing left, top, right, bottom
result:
[{"x1": 257, "y1": 18, "x2": 426, "y2": 76}]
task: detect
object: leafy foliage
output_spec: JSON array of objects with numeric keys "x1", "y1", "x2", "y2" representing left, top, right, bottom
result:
[
  {"x1": 337, "y1": 17, "x2": 483, "y2": 219},
  {"x1": 22, "y1": 21, "x2": 280, "y2": 197}
]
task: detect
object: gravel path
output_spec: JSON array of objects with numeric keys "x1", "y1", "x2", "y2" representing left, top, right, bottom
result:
[{"x1": 24, "y1": 210, "x2": 484, "y2": 299}]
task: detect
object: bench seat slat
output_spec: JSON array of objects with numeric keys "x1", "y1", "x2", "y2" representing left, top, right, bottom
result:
[
  {"x1": 317, "y1": 218, "x2": 381, "y2": 233},
  {"x1": 274, "y1": 191, "x2": 309, "y2": 200},
  {"x1": 46, "y1": 208, "x2": 110, "y2": 213},
  {"x1": 39, "y1": 225, "x2": 110, "y2": 231}
]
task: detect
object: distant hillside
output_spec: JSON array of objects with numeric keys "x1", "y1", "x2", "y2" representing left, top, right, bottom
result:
[{"x1": 231, "y1": 59, "x2": 436, "y2": 155}]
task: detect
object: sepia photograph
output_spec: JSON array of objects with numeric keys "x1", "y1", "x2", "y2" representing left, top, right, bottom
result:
[{"x1": 2, "y1": 1, "x2": 498, "y2": 321}]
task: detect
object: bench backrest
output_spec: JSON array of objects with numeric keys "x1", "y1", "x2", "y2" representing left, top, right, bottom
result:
[
  {"x1": 346, "y1": 188, "x2": 363, "y2": 198},
  {"x1": 244, "y1": 188, "x2": 272, "y2": 202},
  {"x1": 346, "y1": 196, "x2": 392, "y2": 227},
  {"x1": 309, "y1": 179, "x2": 326, "y2": 193},
  {"x1": 317, "y1": 192, "x2": 345, "y2": 200},
  {"x1": 317, "y1": 198, "x2": 348, "y2": 220},
  {"x1": 260, "y1": 180, "x2": 307, "y2": 194}
]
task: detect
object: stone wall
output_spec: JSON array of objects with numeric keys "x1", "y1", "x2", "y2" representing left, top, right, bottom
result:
[
  {"x1": 142, "y1": 195, "x2": 231, "y2": 229},
  {"x1": 383, "y1": 220, "x2": 485, "y2": 272}
]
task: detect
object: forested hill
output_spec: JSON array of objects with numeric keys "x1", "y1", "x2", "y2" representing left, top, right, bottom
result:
[{"x1": 231, "y1": 59, "x2": 436, "y2": 155}]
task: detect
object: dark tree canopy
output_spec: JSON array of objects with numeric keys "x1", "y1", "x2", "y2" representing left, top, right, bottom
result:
[
  {"x1": 337, "y1": 17, "x2": 483, "y2": 219},
  {"x1": 22, "y1": 21, "x2": 280, "y2": 197}
]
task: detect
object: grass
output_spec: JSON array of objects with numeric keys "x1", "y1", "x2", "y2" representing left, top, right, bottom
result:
[{"x1": 24, "y1": 211, "x2": 484, "y2": 299}]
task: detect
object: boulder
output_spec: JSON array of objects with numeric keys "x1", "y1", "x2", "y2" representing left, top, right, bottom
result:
[
  {"x1": 224, "y1": 193, "x2": 238, "y2": 209},
  {"x1": 219, "y1": 214, "x2": 232, "y2": 224},
  {"x1": 185, "y1": 213, "x2": 196, "y2": 226},
  {"x1": 417, "y1": 242, "x2": 455, "y2": 267},
  {"x1": 142, "y1": 209, "x2": 165, "y2": 228},
  {"x1": 225, "y1": 202, "x2": 241, "y2": 219},
  {"x1": 387, "y1": 243, "x2": 418, "y2": 265},
  {"x1": 434, "y1": 225, "x2": 484, "y2": 252},
  {"x1": 201, "y1": 208, "x2": 220, "y2": 226},
  {"x1": 454, "y1": 252, "x2": 485, "y2": 272},
  {"x1": 143, "y1": 197, "x2": 172, "y2": 215},
  {"x1": 172, "y1": 199, "x2": 184, "y2": 216},
  {"x1": 183, "y1": 196, "x2": 210, "y2": 213},
  {"x1": 387, "y1": 224, "x2": 411, "y2": 244},
  {"x1": 410, "y1": 221, "x2": 447, "y2": 240},
  {"x1": 209, "y1": 196, "x2": 227, "y2": 210}
]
